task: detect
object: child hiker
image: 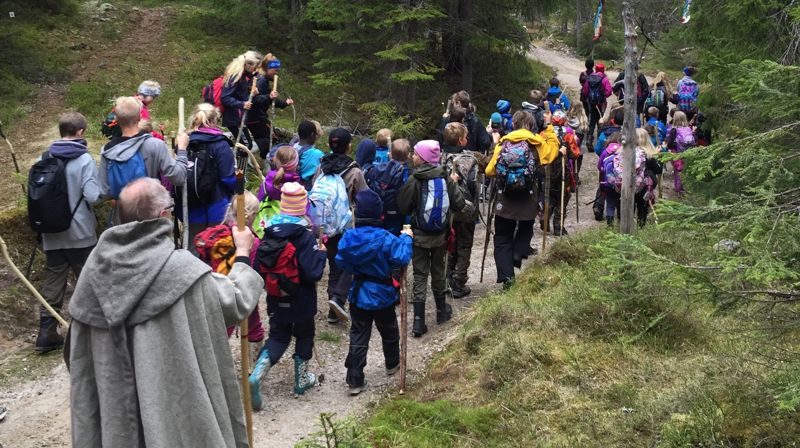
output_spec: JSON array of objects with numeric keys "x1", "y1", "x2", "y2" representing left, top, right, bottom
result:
[
  {"x1": 666, "y1": 110, "x2": 696, "y2": 194},
  {"x1": 397, "y1": 140, "x2": 466, "y2": 337},
  {"x1": 258, "y1": 144, "x2": 301, "y2": 202},
  {"x1": 374, "y1": 128, "x2": 392, "y2": 163},
  {"x1": 294, "y1": 120, "x2": 325, "y2": 190},
  {"x1": 336, "y1": 189, "x2": 413, "y2": 395},
  {"x1": 566, "y1": 101, "x2": 589, "y2": 175},
  {"x1": 249, "y1": 182, "x2": 326, "y2": 410}
]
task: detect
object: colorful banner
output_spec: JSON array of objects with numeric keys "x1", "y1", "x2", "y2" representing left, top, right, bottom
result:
[
  {"x1": 681, "y1": 0, "x2": 692, "y2": 24},
  {"x1": 592, "y1": 0, "x2": 604, "y2": 41}
]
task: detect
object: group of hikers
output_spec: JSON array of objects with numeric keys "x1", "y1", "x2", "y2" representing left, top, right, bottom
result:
[{"x1": 23, "y1": 48, "x2": 709, "y2": 446}]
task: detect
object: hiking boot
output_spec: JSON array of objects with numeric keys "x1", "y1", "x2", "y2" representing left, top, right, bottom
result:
[
  {"x1": 35, "y1": 316, "x2": 63, "y2": 354},
  {"x1": 553, "y1": 227, "x2": 569, "y2": 237},
  {"x1": 434, "y1": 295, "x2": 452, "y2": 324},
  {"x1": 248, "y1": 349, "x2": 272, "y2": 411},
  {"x1": 451, "y1": 283, "x2": 471, "y2": 299},
  {"x1": 349, "y1": 382, "x2": 367, "y2": 396},
  {"x1": 328, "y1": 298, "x2": 350, "y2": 323},
  {"x1": 412, "y1": 302, "x2": 427, "y2": 337},
  {"x1": 386, "y1": 364, "x2": 400, "y2": 376},
  {"x1": 502, "y1": 277, "x2": 515, "y2": 291},
  {"x1": 293, "y1": 355, "x2": 317, "y2": 395}
]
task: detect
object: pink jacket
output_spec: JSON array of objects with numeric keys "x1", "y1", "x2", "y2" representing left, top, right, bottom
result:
[{"x1": 581, "y1": 73, "x2": 613, "y2": 103}]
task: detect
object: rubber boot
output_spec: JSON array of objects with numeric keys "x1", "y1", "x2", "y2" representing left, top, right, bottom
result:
[
  {"x1": 434, "y1": 295, "x2": 452, "y2": 324},
  {"x1": 412, "y1": 302, "x2": 427, "y2": 337},
  {"x1": 248, "y1": 348, "x2": 272, "y2": 411},
  {"x1": 293, "y1": 355, "x2": 317, "y2": 395},
  {"x1": 35, "y1": 316, "x2": 63, "y2": 354}
]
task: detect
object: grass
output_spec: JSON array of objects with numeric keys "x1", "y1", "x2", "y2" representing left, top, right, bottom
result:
[
  {"x1": 317, "y1": 330, "x2": 342, "y2": 344},
  {"x1": 0, "y1": 348, "x2": 64, "y2": 389},
  {"x1": 298, "y1": 226, "x2": 800, "y2": 447}
]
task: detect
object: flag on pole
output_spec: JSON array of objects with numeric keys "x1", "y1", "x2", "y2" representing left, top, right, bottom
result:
[
  {"x1": 681, "y1": 0, "x2": 692, "y2": 24},
  {"x1": 592, "y1": 0, "x2": 604, "y2": 41}
]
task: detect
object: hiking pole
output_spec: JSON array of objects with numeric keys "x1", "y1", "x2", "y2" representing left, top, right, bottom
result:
[
  {"x1": 542, "y1": 165, "x2": 551, "y2": 253},
  {"x1": 0, "y1": 235, "x2": 68, "y2": 328},
  {"x1": 479, "y1": 179, "x2": 496, "y2": 283},
  {"x1": 560, "y1": 155, "x2": 566, "y2": 233},
  {"x1": 178, "y1": 98, "x2": 189, "y2": 250},
  {"x1": 0, "y1": 120, "x2": 26, "y2": 195},
  {"x1": 268, "y1": 75, "x2": 279, "y2": 157},
  {"x1": 234, "y1": 158, "x2": 254, "y2": 448}
]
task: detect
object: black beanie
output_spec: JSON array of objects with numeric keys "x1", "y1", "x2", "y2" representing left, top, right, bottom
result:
[
  {"x1": 328, "y1": 128, "x2": 352, "y2": 154},
  {"x1": 355, "y1": 188, "x2": 383, "y2": 220}
]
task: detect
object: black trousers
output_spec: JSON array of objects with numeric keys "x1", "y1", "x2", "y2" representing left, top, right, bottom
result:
[
  {"x1": 345, "y1": 304, "x2": 400, "y2": 387},
  {"x1": 326, "y1": 233, "x2": 352, "y2": 304},
  {"x1": 247, "y1": 121, "x2": 271, "y2": 159},
  {"x1": 228, "y1": 126, "x2": 253, "y2": 149},
  {"x1": 587, "y1": 104, "x2": 605, "y2": 145},
  {"x1": 264, "y1": 318, "x2": 315, "y2": 364},
  {"x1": 41, "y1": 246, "x2": 93, "y2": 318},
  {"x1": 493, "y1": 215, "x2": 534, "y2": 283}
]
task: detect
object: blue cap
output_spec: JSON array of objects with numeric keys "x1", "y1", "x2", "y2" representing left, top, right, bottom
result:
[
  {"x1": 267, "y1": 59, "x2": 282, "y2": 70},
  {"x1": 490, "y1": 112, "x2": 503, "y2": 124},
  {"x1": 496, "y1": 99, "x2": 511, "y2": 114}
]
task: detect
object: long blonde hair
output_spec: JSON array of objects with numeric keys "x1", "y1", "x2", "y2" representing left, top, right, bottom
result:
[
  {"x1": 223, "y1": 51, "x2": 262, "y2": 86},
  {"x1": 636, "y1": 128, "x2": 659, "y2": 157},
  {"x1": 672, "y1": 111, "x2": 689, "y2": 127},
  {"x1": 189, "y1": 103, "x2": 221, "y2": 131},
  {"x1": 652, "y1": 72, "x2": 673, "y2": 98},
  {"x1": 566, "y1": 102, "x2": 589, "y2": 133}
]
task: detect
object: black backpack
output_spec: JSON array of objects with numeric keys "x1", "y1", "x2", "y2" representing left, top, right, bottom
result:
[
  {"x1": 587, "y1": 73, "x2": 606, "y2": 105},
  {"x1": 186, "y1": 140, "x2": 223, "y2": 206},
  {"x1": 27, "y1": 152, "x2": 83, "y2": 234}
]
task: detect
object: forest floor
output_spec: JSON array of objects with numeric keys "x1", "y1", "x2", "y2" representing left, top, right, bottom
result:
[{"x1": 0, "y1": 20, "x2": 674, "y2": 447}]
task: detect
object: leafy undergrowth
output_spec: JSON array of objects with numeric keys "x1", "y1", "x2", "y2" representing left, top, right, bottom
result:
[{"x1": 299, "y1": 226, "x2": 800, "y2": 447}]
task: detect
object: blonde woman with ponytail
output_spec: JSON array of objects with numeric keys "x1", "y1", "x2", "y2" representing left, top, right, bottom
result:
[
  {"x1": 220, "y1": 50, "x2": 262, "y2": 146},
  {"x1": 257, "y1": 144, "x2": 301, "y2": 202},
  {"x1": 185, "y1": 103, "x2": 237, "y2": 243}
]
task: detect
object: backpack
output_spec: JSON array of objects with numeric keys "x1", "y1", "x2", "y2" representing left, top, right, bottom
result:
[
  {"x1": 186, "y1": 140, "x2": 221, "y2": 206},
  {"x1": 201, "y1": 76, "x2": 225, "y2": 112},
  {"x1": 194, "y1": 224, "x2": 237, "y2": 275},
  {"x1": 365, "y1": 160, "x2": 405, "y2": 217},
  {"x1": 443, "y1": 152, "x2": 480, "y2": 222},
  {"x1": 677, "y1": 78, "x2": 699, "y2": 112},
  {"x1": 309, "y1": 173, "x2": 352, "y2": 237},
  {"x1": 496, "y1": 140, "x2": 539, "y2": 197},
  {"x1": 608, "y1": 149, "x2": 647, "y2": 193},
  {"x1": 416, "y1": 177, "x2": 450, "y2": 233},
  {"x1": 252, "y1": 199, "x2": 281, "y2": 238},
  {"x1": 587, "y1": 73, "x2": 605, "y2": 105},
  {"x1": 256, "y1": 237, "x2": 301, "y2": 298},
  {"x1": 673, "y1": 127, "x2": 696, "y2": 152},
  {"x1": 27, "y1": 152, "x2": 84, "y2": 234},
  {"x1": 104, "y1": 149, "x2": 148, "y2": 199},
  {"x1": 100, "y1": 108, "x2": 121, "y2": 139},
  {"x1": 645, "y1": 86, "x2": 666, "y2": 109}
]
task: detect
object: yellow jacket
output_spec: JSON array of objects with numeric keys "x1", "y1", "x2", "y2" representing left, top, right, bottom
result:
[{"x1": 485, "y1": 126, "x2": 561, "y2": 176}]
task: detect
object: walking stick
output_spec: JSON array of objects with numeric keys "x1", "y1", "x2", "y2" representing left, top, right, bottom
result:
[
  {"x1": 0, "y1": 120, "x2": 26, "y2": 195},
  {"x1": 0, "y1": 235, "x2": 68, "y2": 328},
  {"x1": 178, "y1": 98, "x2": 189, "y2": 250},
  {"x1": 234, "y1": 154, "x2": 254, "y2": 448},
  {"x1": 268, "y1": 75, "x2": 279, "y2": 157},
  {"x1": 399, "y1": 237, "x2": 410, "y2": 394},
  {"x1": 479, "y1": 179, "x2": 496, "y2": 283},
  {"x1": 541, "y1": 165, "x2": 551, "y2": 253},
  {"x1": 574, "y1": 159, "x2": 580, "y2": 223},
  {"x1": 560, "y1": 156, "x2": 566, "y2": 233}
]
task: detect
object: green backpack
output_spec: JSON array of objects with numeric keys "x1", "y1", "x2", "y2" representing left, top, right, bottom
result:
[{"x1": 252, "y1": 199, "x2": 281, "y2": 238}]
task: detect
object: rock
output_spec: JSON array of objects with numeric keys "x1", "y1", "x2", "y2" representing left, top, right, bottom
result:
[
  {"x1": 99, "y1": 2, "x2": 115, "y2": 12},
  {"x1": 132, "y1": 6, "x2": 140, "y2": 11},
  {"x1": 714, "y1": 239, "x2": 740, "y2": 253},
  {"x1": 69, "y1": 42, "x2": 88, "y2": 51}
]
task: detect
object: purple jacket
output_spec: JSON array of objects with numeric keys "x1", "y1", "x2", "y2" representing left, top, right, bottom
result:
[{"x1": 257, "y1": 169, "x2": 302, "y2": 202}]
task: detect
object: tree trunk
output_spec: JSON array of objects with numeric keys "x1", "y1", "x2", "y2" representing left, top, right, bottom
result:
[
  {"x1": 459, "y1": 0, "x2": 473, "y2": 92},
  {"x1": 575, "y1": 0, "x2": 581, "y2": 51},
  {"x1": 620, "y1": 1, "x2": 638, "y2": 235}
]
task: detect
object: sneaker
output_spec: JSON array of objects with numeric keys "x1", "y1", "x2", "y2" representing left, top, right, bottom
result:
[
  {"x1": 349, "y1": 382, "x2": 367, "y2": 396},
  {"x1": 327, "y1": 308, "x2": 340, "y2": 324},
  {"x1": 328, "y1": 299, "x2": 350, "y2": 322},
  {"x1": 386, "y1": 364, "x2": 400, "y2": 376}
]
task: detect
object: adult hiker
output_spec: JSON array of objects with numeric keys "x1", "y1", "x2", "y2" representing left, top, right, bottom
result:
[
  {"x1": 545, "y1": 77, "x2": 571, "y2": 113},
  {"x1": 485, "y1": 110, "x2": 559, "y2": 290},
  {"x1": 581, "y1": 62, "x2": 613, "y2": 149},
  {"x1": 29, "y1": 112, "x2": 101, "y2": 353},
  {"x1": 673, "y1": 66, "x2": 700, "y2": 122},
  {"x1": 182, "y1": 103, "x2": 236, "y2": 244},
  {"x1": 249, "y1": 182, "x2": 326, "y2": 410},
  {"x1": 293, "y1": 120, "x2": 325, "y2": 190},
  {"x1": 251, "y1": 53, "x2": 293, "y2": 158},
  {"x1": 66, "y1": 177, "x2": 263, "y2": 448},
  {"x1": 336, "y1": 189, "x2": 413, "y2": 395},
  {"x1": 579, "y1": 58, "x2": 594, "y2": 117},
  {"x1": 221, "y1": 50, "x2": 262, "y2": 148},
  {"x1": 99, "y1": 96, "x2": 187, "y2": 206},
  {"x1": 647, "y1": 71, "x2": 673, "y2": 124},
  {"x1": 612, "y1": 70, "x2": 650, "y2": 114},
  {"x1": 397, "y1": 140, "x2": 467, "y2": 337},
  {"x1": 313, "y1": 128, "x2": 369, "y2": 324},
  {"x1": 436, "y1": 91, "x2": 492, "y2": 154}
]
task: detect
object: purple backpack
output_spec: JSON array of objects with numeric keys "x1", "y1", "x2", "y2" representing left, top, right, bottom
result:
[
  {"x1": 671, "y1": 127, "x2": 696, "y2": 153},
  {"x1": 677, "y1": 78, "x2": 699, "y2": 112}
]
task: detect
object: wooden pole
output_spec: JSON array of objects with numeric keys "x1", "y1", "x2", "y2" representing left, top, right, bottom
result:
[
  {"x1": 234, "y1": 173, "x2": 254, "y2": 448},
  {"x1": 541, "y1": 165, "x2": 551, "y2": 252},
  {"x1": 0, "y1": 121, "x2": 26, "y2": 195},
  {"x1": 560, "y1": 156, "x2": 566, "y2": 232},
  {"x1": 620, "y1": 1, "x2": 638, "y2": 235},
  {"x1": 179, "y1": 98, "x2": 189, "y2": 249}
]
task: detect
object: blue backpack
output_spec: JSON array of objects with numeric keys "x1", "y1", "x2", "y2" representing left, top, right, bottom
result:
[
  {"x1": 416, "y1": 177, "x2": 450, "y2": 233},
  {"x1": 105, "y1": 150, "x2": 147, "y2": 199},
  {"x1": 309, "y1": 173, "x2": 352, "y2": 237},
  {"x1": 496, "y1": 140, "x2": 538, "y2": 197},
  {"x1": 677, "y1": 78, "x2": 699, "y2": 112},
  {"x1": 365, "y1": 160, "x2": 404, "y2": 216}
]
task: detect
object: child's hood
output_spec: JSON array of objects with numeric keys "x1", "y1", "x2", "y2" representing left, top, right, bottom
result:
[{"x1": 337, "y1": 227, "x2": 387, "y2": 265}]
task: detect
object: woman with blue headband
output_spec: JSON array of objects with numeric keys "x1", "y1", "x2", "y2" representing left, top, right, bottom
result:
[{"x1": 251, "y1": 53, "x2": 294, "y2": 159}]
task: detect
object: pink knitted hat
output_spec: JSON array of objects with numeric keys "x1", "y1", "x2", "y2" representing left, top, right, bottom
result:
[
  {"x1": 280, "y1": 182, "x2": 307, "y2": 216},
  {"x1": 414, "y1": 140, "x2": 441, "y2": 164}
]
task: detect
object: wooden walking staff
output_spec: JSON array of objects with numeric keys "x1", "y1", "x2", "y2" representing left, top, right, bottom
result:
[
  {"x1": 178, "y1": 98, "x2": 189, "y2": 250},
  {"x1": 560, "y1": 155, "x2": 567, "y2": 232},
  {"x1": 398, "y1": 225, "x2": 411, "y2": 394},
  {"x1": 0, "y1": 120, "x2": 26, "y2": 195},
  {"x1": 542, "y1": 165, "x2": 551, "y2": 253}
]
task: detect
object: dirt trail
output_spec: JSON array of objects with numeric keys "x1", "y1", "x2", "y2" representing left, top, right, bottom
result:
[{"x1": 0, "y1": 38, "x2": 674, "y2": 447}]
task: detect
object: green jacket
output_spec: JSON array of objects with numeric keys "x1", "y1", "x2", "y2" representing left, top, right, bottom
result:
[{"x1": 398, "y1": 163, "x2": 466, "y2": 248}]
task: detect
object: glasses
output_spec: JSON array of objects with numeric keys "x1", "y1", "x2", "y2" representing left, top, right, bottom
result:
[{"x1": 163, "y1": 203, "x2": 175, "y2": 213}]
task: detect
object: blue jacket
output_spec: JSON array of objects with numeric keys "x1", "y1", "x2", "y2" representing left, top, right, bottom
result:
[
  {"x1": 546, "y1": 87, "x2": 571, "y2": 113},
  {"x1": 647, "y1": 117, "x2": 668, "y2": 146},
  {"x1": 375, "y1": 147, "x2": 390, "y2": 164},
  {"x1": 258, "y1": 222, "x2": 326, "y2": 323},
  {"x1": 335, "y1": 226, "x2": 412, "y2": 310},
  {"x1": 295, "y1": 142, "x2": 325, "y2": 189},
  {"x1": 187, "y1": 130, "x2": 236, "y2": 225},
  {"x1": 594, "y1": 125, "x2": 621, "y2": 156},
  {"x1": 220, "y1": 73, "x2": 254, "y2": 128}
]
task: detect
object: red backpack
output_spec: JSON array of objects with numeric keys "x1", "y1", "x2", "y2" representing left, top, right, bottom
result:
[
  {"x1": 194, "y1": 224, "x2": 236, "y2": 275},
  {"x1": 201, "y1": 76, "x2": 225, "y2": 112},
  {"x1": 256, "y1": 237, "x2": 301, "y2": 298}
]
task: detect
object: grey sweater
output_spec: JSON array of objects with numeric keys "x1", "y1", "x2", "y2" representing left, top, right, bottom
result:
[
  {"x1": 67, "y1": 218, "x2": 263, "y2": 448},
  {"x1": 99, "y1": 133, "x2": 188, "y2": 198}
]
